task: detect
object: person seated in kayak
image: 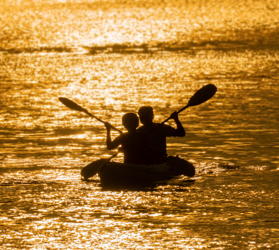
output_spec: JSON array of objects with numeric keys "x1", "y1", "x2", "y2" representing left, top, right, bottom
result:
[
  {"x1": 105, "y1": 112, "x2": 143, "y2": 164},
  {"x1": 137, "y1": 106, "x2": 185, "y2": 165}
]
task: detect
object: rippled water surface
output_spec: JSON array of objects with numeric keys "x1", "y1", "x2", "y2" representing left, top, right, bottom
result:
[{"x1": 0, "y1": 0, "x2": 278, "y2": 249}]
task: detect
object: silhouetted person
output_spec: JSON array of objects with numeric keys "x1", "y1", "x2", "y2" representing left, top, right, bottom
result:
[
  {"x1": 137, "y1": 106, "x2": 185, "y2": 164},
  {"x1": 105, "y1": 113, "x2": 143, "y2": 164}
]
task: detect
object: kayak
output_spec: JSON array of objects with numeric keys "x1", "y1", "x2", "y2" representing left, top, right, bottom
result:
[{"x1": 81, "y1": 156, "x2": 195, "y2": 188}]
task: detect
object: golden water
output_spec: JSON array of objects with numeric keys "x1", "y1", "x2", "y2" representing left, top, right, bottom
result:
[{"x1": 0, "y1": 0, "x2": 278, "y2": 249}]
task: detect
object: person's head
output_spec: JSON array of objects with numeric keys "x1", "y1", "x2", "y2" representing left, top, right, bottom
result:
[
  {"x1": 122, "y1": 112, "x2": 139, "y2": 131},
  {"x1": 138, "y1": 106, "x2": 154, "y2": 125}
]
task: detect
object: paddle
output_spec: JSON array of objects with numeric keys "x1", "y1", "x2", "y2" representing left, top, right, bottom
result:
[
  {"x1": 81, "y1": 152, "x2": 118, "y2": 181},
  {"x1": 59, "y1": 97, "x2": 122, "y2": 133},
  {"x1": 162, "y1": 84, "x2": 217, "y2": 123}
]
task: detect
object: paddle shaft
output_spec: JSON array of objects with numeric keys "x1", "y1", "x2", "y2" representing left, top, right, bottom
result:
[
  {"x1": 81, "y1": 109, "x2": 105, "y2": 124},
  {"x1": 85, "y1": 111, "x2": 122, "y2": 133},
  {"x1": 161, "y1": 104, "x2": 190, "y2": 124}
]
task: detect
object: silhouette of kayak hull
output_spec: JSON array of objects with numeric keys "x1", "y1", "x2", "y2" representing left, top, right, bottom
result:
[{"x1": 98, "y1": 157, "x2": 195, "y2": 188}]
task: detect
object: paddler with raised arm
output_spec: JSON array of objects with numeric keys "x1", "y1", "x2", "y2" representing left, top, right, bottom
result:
[{"x1": 137, "y1": 106, "x2": 185, "y2": 165}]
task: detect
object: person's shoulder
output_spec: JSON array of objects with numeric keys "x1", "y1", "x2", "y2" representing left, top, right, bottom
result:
[
  {"x1": 153, "y1": 123, "x2": 172, "y2": 129},
  {"x1": 136, "y1": 125, "x2": 144, "y2": 133},
  {"x1": 153, "y1": 123, "x2": 177, "y2": 135},
  {"x1": 115, "y1": 132, "x2": 129, "y2": 140},
  {"x1": 121, "y1": 132, "x2": 130, "y2": 137},
  {"x1": 137, "y1": 125, "x2": 144, "y2": 130},
  {"x1": 154, "y1": 122, "x2": 169, "y2": 126},
  {"x1": 137, "y1": 123, "x2": 170, "y2": 129}
]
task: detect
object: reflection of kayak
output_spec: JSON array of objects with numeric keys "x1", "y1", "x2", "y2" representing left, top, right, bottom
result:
[{"x1": 81, "y1": 156, "x2": 195, "y2": 188}]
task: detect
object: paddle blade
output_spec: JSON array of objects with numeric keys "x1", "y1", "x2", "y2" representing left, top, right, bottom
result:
[
  {"x1": 187, "y1": 84, "x2": 217, "y2": 107},
  {"x1": 59, "y1": 97, "x2": 86, "y2": 112},
  {"x1": 81, "y1": 159, "x2": 106, "y2": 181},
  {"x1": 162, "y1": 84, "x2": 217, "y2": 124}
]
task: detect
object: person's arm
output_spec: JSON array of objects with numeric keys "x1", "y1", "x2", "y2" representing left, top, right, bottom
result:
[
  {"x1": 168, "y1": 111, "x2": 185, "y2": 136},
  {"x1": 105, "y1": 122, "x2": 122, "y2": 149}
]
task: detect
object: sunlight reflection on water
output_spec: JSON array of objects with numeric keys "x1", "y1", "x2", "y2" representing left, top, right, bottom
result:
[
  {"x1": 0, "y1": 0, "x2": 279, "y2": 248},
  {"x1": 1, "y1": 50, "x2": 278, "y2": 248},
  {"x1": 1, "y1": 169, "x2": 278, "y2": 248}
]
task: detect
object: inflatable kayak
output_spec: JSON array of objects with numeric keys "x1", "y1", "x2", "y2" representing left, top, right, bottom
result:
[{"x1": 81, "y1": 156, "x2": 195, "y2": 188}]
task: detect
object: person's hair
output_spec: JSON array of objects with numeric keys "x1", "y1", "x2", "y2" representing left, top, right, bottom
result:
[
  {"x1": 138, "y1": 106, "x2": 154, "y2": 124},
  {"x1": 122, "y1": 113, "x2": 139, "y2": 130}
]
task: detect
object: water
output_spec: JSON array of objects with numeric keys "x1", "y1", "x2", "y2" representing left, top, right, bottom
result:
[{"x1": 0, "y1": 0, "x2": 279, "y2": 249}]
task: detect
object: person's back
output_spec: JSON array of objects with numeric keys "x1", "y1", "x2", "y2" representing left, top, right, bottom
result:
[
  {"x1": 137, "y1": 106, "x2": 185, "y2": 164},
  {"x1": 117, "y1": 130, "x2": 143, "y2": 164},
  {"x1": 105, "y1": 113, "x2": 143, "y2": 164}
]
